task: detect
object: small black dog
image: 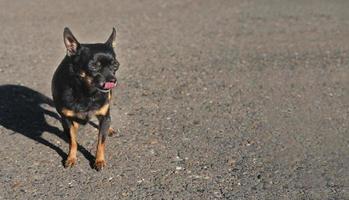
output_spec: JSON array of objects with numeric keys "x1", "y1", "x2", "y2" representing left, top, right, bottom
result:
[{"x1": 52, "y1": 27, "x2": 119, "y2": 170}]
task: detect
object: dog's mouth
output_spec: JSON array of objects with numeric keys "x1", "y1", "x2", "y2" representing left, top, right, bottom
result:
[{"x1": 96, "y1": 81, "x2": 117, "y2": 93}]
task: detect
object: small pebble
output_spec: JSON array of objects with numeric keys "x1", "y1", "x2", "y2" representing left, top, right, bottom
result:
[{"x1": 176, "y1": 166, "x2": 183, "y2": 170}]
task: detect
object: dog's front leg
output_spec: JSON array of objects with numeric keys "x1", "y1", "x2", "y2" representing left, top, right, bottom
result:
[
  {"x1": 61, "y1": 117, "x2": 79, "y2": 168},
  {"x1": 95, "y1": 113, "x2": 111, "y2": 171}
]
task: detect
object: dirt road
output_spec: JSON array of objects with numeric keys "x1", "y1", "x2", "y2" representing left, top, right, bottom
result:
[{"x1": 0, "y1": 0, "x2": 348, "y2": 199}]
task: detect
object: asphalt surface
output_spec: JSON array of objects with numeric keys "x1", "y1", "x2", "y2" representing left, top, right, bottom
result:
[{"x1": 0, "y1": 0, "x2": 348, "y2": 199}]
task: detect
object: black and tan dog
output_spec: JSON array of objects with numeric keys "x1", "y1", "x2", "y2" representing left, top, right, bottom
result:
[{"x1": 52, "y1": 27, "x2": 119, "y2": 170}]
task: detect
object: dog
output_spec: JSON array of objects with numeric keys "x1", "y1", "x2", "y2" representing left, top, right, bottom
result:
[{"x1": 52, "y1": 27, "x2": 119, "y2": 171}]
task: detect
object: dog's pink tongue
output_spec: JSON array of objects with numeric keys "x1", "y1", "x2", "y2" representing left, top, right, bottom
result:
[{"x1": 103, "y1": 82, "x2": 116, "y2": 89}]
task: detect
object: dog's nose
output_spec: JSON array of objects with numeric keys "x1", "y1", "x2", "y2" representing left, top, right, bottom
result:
[{"x1": 108, "y1": 77, "x2": 117, "y2": 83}]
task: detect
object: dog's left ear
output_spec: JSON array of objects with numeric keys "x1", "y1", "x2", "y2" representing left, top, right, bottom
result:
[{"x1": 105, "y1": 27, "x2": 116, "y2": 48}]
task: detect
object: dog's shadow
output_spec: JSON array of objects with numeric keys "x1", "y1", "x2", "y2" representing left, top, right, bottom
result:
[{"x1": 0, "y1": 84, "x2": 95, "y2": 166}]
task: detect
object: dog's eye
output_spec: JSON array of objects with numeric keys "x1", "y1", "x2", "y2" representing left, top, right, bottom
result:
[{"x1": 91, "y1": 62, "x2": 101, "y2": 71}]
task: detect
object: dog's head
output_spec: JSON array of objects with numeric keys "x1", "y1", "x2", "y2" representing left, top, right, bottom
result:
[{"x1": 63, "y1": 27, "x2": 119, "y2": 93}]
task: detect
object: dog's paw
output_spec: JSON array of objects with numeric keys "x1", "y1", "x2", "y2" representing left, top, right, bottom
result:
[
  {"x1": 64, "y1": 157, "x2": 77, "y2": 168},
  {"x1": 95, "y1": 160, "x2": 106, "y2": 171},
  {"x1": 108, "y1": 127, "x2": 116, "y2": 136}
]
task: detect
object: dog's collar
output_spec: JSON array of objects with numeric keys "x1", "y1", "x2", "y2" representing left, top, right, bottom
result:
[{"x1": 96, "y1": 88, "x2": 111, "y2": 93}]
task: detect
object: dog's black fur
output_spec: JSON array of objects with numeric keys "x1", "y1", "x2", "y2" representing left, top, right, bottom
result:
[{"x1": 51, "y1": 27, "x2": 119, "y2": 170}]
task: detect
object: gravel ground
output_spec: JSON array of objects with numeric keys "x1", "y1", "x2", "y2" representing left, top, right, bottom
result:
[{"x1": 0, "y1": 0, "x2": 348, "y2": 199}]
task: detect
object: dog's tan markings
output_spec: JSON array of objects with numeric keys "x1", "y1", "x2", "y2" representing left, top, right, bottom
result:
[
  {"x1": 65, "y1": 121, "x2": 79, "y2": 168},
  {"x1": 79, "y1": 70, "x2": 93, "y2": 86},
  {"x1": 61, "y1": 108, "x2": 75, "y2": 117},
  {"x1": 85, "y1": 76, "x2": 93, "y2": 85},
  {"x1": 95, "y1": 103, "x2": 110, "y2": 116},
  {"x1": 108, "y1": 127, "x2": 116, "y2": 136},
  {"x1": 108, "y1": 92, "x2": 111, "y2": 101},
  {"x1": 79, "y1": 70, "x2": 86, "y2": 78},
  {"x1": 83, "y1": 75, "x2": 93, "y2": 86},
  {"x1": 95, "y1": 138, "x2": 106, "y2": 170}
]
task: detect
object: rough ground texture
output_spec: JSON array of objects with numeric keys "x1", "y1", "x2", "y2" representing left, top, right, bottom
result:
[{"x1": 0, "y1": 0, "x2": 348, "y2": 199}]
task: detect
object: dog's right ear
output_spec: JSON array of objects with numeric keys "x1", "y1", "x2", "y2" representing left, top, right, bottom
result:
[
  {"x1": 63, "y1": 27, "x2": 80, "y2": 56},
  {"x1": 105, "y1": 27, "x2": 116, "y2": 48}
]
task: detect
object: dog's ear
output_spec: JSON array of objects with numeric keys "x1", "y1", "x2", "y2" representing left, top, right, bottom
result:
[
  {"x1": 63, "y1": 27, "x2": 80, "y2": 56},
  {"x1": 105, "y1": 27, "x2": 116, "y2": 48}
]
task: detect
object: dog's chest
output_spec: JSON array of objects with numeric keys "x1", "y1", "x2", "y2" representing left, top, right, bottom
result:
[
  {"x1": 60, "y1": 92, "x2": 111, "y2": 123},
  {"x1": 61, "y1": 103, "x2": 109, "y2": 122}
]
